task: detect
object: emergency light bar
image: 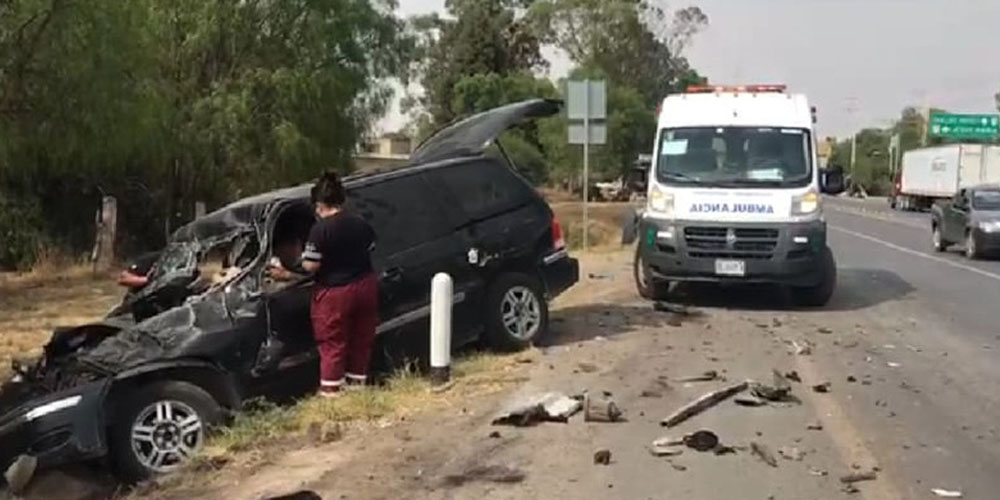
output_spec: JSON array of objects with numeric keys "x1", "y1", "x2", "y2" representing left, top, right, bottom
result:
[{"x1": 685, "y1": 84, "x2": 787, "y2": 94}]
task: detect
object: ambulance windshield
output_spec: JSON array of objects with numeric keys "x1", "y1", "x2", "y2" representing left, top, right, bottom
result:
[{"x1": 656, "y1": 127, "x2": 812, "y2": 187}]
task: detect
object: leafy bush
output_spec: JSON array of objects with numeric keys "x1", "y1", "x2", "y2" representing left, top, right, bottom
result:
[{"x1": 0, "y1": 190, "x2": 44, "y2": 270}]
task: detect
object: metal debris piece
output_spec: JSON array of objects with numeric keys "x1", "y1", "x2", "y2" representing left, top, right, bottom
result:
[
  {"x1": 840, "y1": 470, "x2": 878, "y2": 483},
  {"x1": 750, "y1": 442, "x2": 778, "y2": 467},
  {"x1": 654, "y1": 301, "x2": 696, "y2": 316},
  {"x1": 443, "y1": 464, "x2": 526, "y2": 486},
  {"x1": 784, "y1": 371, "x2": 802, "y2": 383},
  {"x1": 792, "y1": 339, "x2": 812, "y2": 355},
  {"x1": 847, "y1": 375, "x2": 857, "y2": 383},
  {"x1": 593, "y1": 449, "x2": 612, "y2": 465},
  {"x1": 676, "y1": 370, "x2": 719, "y2": 382},
  {"x1": 887, "y1": 362, "x2": 901, "y2": 368},
  {"x1": 660, "y1": 381, "x2": 749, "y2": 428},
  {"x1": 842, "y1": 483, "x2": 861, "y2": 494},
  {"x1": 640, "y1": 389, "x2": 663, "y2": 398},
  {"x1": 670, "y1": 462, "x2": 688, "y2": 471},
  {"x1": 807, "y1": 421, "x2": 824, "y2": 431},
  {"x1": 492, "y1": 392, "x2": 583, "y2": 426},
  {"x1": 488, "y1": 431, "x2": 501, "y2": 439},
  {"x1": 584, "y1": 393, "x2": 623, "y2": 423},
  {"x1": 735, "y1": 394, "x2": 767, "y2": 407},
  {"x1": 931, "y1": 488, "x2": 963, "y2": 498},
  {"x1": 4, "y1": 454, "x2": 37, "y2": 494},
  {"x1": 750, "y1": 371, "x2": 795, "y2": 402},
  {"x1": 817, "y1": 327, "x2": 833, "y2": 334},
  {"x1": 778, "y1": 446, "x2": 805, "y2": 461},
  {"x1": 649, "y1": 445, "x2": 684, "y2": 457},
  {"x1": 809, "y1": 467, "x2": 828, "y2": 476},
  {"x1": 683, "y1": 430, "x2": 720, "y2": 452},
  {"x1": 714, "y1": 444, "x2": 737, "y2": 455},
  {"x1": 812, "y1": 382, "x2": 831, "y2": 393}
]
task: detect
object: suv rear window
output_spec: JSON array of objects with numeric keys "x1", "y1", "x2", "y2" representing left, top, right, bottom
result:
[
  {"x1": 428, "y1": 159, "x2": 535, "y2": 223},
  {"x1": 348, "y1": 174, "x2": 450, "y2": 256}
]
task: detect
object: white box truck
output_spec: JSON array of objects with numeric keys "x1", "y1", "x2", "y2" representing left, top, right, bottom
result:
[
  {"x1": 633, "y1": 84, "x2": 846, "y2": 307},
  {"x1": 892, "y1": 144, "x2": 1000, "y2": 210}
]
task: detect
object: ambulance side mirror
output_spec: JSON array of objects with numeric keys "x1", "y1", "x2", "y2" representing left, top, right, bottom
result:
[{"x1": 821, "y1": 167, "x2": 846, "y2": 195}]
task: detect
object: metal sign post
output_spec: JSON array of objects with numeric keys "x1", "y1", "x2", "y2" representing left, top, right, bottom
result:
[{"x1": 567, "y1": 79, "x2": 607, "y2": 251}]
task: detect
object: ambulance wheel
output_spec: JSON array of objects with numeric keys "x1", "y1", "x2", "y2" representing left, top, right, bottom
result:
[{"x1": 792, "y1": 246, "x2": 836, "y2": 308}]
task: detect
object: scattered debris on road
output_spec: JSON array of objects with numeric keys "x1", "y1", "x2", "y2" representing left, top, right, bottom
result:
[
  {"x1": 931, "y1": 488, "x2": 964, "y2": 498},
  {"x1": 842, "y1": 483, "x2": 861, "y2": 494},
  {"x1": 682, "y1": 430, "x2": 720, "y2": 452},
  {"x1": 887, "y1": 362, "x2": 901, "y2": 368},
  {"x1": 577, "y1": 362, "x2": 599, "y2": 373},
  {"x1": 817, "y1": 327, "x2": 833, "y2": 334},
  {"x1": 492, "y1": 392, "x2": 583, "y2": 426},
  {"x1": 792, "y1": 339, "x2": 812, "y2": 355},
  {"x1": 808, "y1": 467, "x2": 828, "y2": 476},
  {"x1": 807, "y1": 421, "x2": 824, "y2": 431},
  {"x1": 670, "y1": 462, "x2": 688, "y2": 471},
  {"x1": 443, "y1": 464, "x2": 526, "y2": 487},
  {"x1": 584, "y1": 393, "x2": 624, "y2": 423},
  {"x1": 812, "y1": 382, "x2": 831, "y2": 393},
  {"x1": 734, "y1": 394, "x2": 767, "y2": 407},
  {"x1": 593, "y1": 449, "x2": 612, "y2": 465},
  {"x1": 778, "y1": 446, "x2": 805, "y2": 461},
  {"x1": 847, "y1": 375, "x2": 857, "y2": 383},
  {"x1": 653, "y1": 301, "x2": 698, "y2": 316},
  {"x1": 749, "y1": 371, "x2": 795, "y2": 402},
  {"x1": 649, "y1": 444, "x2": 684, "y2": 457},
  {"x1": 784, "y1": 370, "x2": 802, "y2": 383},
  {"x1": 840, "y1": 470, "x2": 878, "y2": 483},
  {"x1": 488, "y1": 431, "x2": 502, "y2": 439},
  {"x1": 676, "y1": 370, "x2": 720, "y2": 382},
  {"x1": 661, "y1": 381, "x2": 749, "y2": 427},
  {"x1": 750, "y1": 441, "x2": 778, "y2": 467}
]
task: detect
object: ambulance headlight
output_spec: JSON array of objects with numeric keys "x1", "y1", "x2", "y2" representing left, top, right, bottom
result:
[
  {"x1": 649, "y1": 186, "x2": 675, "y2": 216},
  {"x1": 793, "y1": 190, "x2": 820, "y2": 216}
]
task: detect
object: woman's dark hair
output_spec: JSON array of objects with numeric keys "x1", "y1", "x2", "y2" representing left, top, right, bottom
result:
[{"x1": 311, "y1": 170, "x2": 346, "y2": 207}]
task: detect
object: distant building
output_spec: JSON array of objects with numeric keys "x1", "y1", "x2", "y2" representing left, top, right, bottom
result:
[{"x1": 355, "y1": 132, "x2": 413, "y2": 174}]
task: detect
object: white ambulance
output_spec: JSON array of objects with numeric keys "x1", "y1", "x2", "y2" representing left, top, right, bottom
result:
[{"x1": 634, "y1": 84, "x2": 846, "y2": 306}]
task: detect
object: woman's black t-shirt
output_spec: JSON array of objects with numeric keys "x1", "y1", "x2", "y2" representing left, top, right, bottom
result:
[{"x1": 303, "y1": 212, "x2": 375, "y2": 287}]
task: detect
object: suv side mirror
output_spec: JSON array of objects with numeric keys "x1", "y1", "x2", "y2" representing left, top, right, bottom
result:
[{"x1": 822, "y1": 168, "x2": 846, "y2": 195}]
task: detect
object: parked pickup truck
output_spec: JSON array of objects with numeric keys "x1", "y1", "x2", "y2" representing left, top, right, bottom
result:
[{"x1": 931, "y1": 184, "x2": 1000, "y2": 259}]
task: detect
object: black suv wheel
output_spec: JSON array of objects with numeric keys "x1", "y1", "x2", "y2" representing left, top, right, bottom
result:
[
  {"x1": 110, "y1": 381, "x2": 222, "y2": 482},
  {"x1": 484, "y1": 273, "x2": 548, "y2": 351}
]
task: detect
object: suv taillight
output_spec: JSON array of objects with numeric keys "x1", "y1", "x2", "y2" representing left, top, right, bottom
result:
[{"x1": 552, "y1": 218, "x2": 566, "y2": 250}]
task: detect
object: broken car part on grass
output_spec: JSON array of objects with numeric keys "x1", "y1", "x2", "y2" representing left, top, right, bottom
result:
[{"x1": 0, "y1": 98, "x2": 582, "y2": 484}]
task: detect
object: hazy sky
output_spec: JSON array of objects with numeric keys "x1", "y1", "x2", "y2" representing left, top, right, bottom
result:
[{"x1": 387, "y1": 0, "x2": 1000, "y2": 138}]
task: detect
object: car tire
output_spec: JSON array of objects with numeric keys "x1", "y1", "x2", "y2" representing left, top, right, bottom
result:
[
  {"x1": 109, "y1": 380, "x2": 223, "y2": 483},
  {"x1": 791, "y1": 246, "x2": 837, "y2": 308},
  {"x1": 483, "y1": 273, "x2": 549, "y2": 352},
  {"x1": 633, "y1": 246, "x2": 670, "y2": 300},
  {"x1": 966, "y1": 231, "x2": 980, "y2": 260},
  {"x1": 932, "y1": 225, "x2": 949, "y2": 252}
]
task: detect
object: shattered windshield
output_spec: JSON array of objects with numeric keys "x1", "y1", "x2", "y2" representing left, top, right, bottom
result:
[{"x1": 656, "y1": 127, "x2": 813, "y2": 188}]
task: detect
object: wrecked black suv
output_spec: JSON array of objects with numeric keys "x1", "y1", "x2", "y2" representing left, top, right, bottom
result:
[{"x1": 0, "y1": 99, "x2": 578, "y2": 482}]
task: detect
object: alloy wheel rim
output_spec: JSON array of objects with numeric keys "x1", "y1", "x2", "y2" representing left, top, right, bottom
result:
[
  {"x1": 501, "y1": 286, "x2": 542, "y2": 340},
  {"x1": 131, "y1": 400, "x2": 204, "y2": 473}
]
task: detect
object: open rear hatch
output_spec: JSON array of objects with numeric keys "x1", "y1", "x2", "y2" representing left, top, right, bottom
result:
[{"x1": 409, "y1": 98, "x2": 562, "y2": 166}]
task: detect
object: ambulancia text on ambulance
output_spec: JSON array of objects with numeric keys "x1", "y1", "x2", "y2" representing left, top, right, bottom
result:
[{"x1": 634, "y1": 84, "x2": 846, "y2": 306}]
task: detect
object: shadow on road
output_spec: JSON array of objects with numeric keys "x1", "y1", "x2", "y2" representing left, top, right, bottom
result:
[
  {"x1": 542, "y1": 301, "x2": 691, "y2": 347},
  {"x1": 666, "y1": 267, "x2": 915, "y2": 313}
]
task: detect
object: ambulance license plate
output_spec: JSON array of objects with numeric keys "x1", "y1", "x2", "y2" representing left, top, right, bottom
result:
[{"x1": 714, "y1": 259, "x2": 745, "y2": 276}]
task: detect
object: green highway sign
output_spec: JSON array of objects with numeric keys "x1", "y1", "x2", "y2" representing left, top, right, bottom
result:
[{"x1": 929, "y1": 112, "x2": 1000, "y2": 140}]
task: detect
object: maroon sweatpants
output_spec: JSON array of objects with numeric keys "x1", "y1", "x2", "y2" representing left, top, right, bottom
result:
[{"x1": 310, "y1": 273, "x2": 378, "y2": 391}]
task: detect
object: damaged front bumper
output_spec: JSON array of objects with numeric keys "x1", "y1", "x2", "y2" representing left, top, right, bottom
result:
[{"x1": 0, "y1": 380, "x2": 111, "y2": 476}]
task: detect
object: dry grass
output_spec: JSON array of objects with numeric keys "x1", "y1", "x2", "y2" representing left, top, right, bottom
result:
[
  {"x1": 551, "y1": 201, "x2": 636, "y2": 251},
  {"x1": 0, "y1": 264, "x2": 121, "y2": 381}
]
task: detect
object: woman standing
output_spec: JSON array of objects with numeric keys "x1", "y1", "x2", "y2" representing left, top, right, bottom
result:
[{"x1": 300, "y1": 171, "x2": 378, "y2": 397}]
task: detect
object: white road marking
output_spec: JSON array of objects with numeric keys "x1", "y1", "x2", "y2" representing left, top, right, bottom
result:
[
  {"x1": 830, "y1": 225, "x2": 1000, "y2": 282},
  {"x1": 825, "y1": 203, "x2": 927, "y2": 230}
]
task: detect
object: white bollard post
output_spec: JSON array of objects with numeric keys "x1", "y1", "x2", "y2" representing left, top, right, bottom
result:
[{"x1": 429, "y1": 272, "x2": 453, "y2": 385}]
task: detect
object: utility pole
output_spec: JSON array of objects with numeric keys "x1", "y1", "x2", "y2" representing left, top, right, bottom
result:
[{"x1": 846, "y1": 97, "x2": 859, "y2": 177}]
